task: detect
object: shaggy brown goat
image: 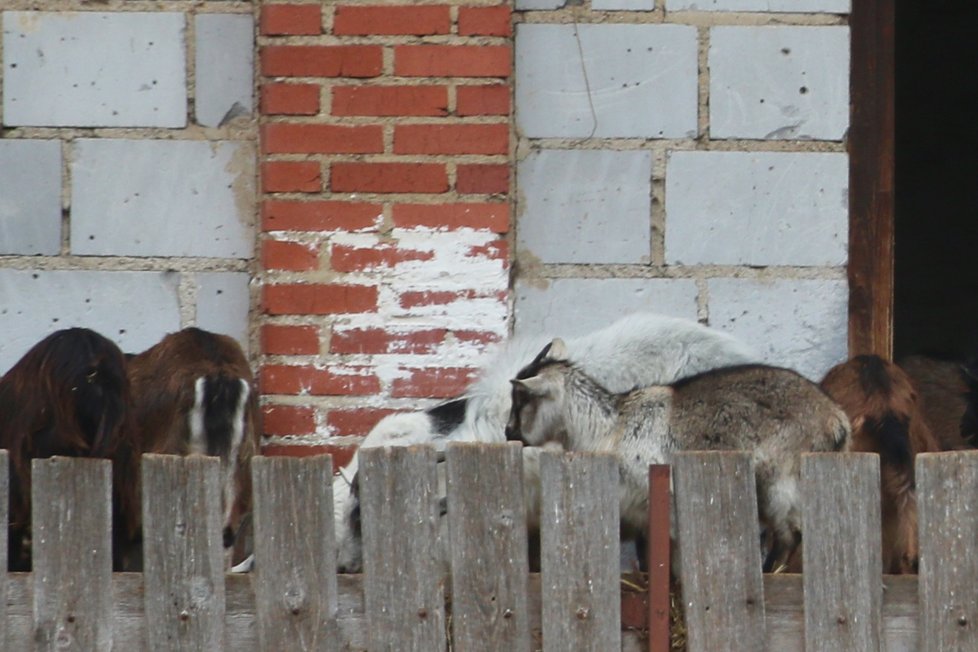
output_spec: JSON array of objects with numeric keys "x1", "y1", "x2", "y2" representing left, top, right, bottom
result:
[
  {"x1": 898, "y1": 354, "x2": 978, "y2": 451},
  {"x1": 121, "y1": 327, "x2": 259, "y2": 570},
  {"x1": 817, "y1": 355, "x2": 941, "y2": 574},
  {"x1": 0, "y1": 328, "x2": 131, "y2": 571}
]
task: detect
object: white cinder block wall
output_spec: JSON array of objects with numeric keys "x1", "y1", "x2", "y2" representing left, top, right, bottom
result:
[
  {"x1": 514, "y1": 1, "x2": 851, "y2": 380},
  {"x1": 0, "y1": 7, "x2": 256, "y2": 372}
]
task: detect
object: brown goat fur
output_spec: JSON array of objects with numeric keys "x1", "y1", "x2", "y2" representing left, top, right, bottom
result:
[
  {"x1": 898, "y1": 354, "x2": 976, "y2": 451},
  {"x1": 0, "y1": 328, "x2": 131, "y2": 571},
  {"x1": 122, "y1": 327, "x2": 259, "y2": 569},
  {"x1": 818, "y1": 355, "x2": 941, "y2": 574}
]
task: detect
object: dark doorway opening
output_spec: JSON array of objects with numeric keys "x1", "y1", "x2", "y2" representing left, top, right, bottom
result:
[{"x1": 893, "y1": 1, "x2": 978, "y2": 358}]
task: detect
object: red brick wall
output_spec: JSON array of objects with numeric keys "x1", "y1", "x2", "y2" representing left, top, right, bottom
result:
[{"x1": 258, "y1": 1, "x2": 513, "y2": 457}]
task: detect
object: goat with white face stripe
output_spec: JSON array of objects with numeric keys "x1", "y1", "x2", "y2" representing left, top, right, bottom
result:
[
  {"x1": 506, "y1": 338, "x2": 851, "y2": 572},
  {"x1": 123, "y1": 327, "x2": 259, "y2": 570}
]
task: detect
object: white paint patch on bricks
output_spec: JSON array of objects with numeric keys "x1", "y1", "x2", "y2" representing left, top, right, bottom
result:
[
  {"x1": 710, "y1": 26, "x2": 850, "y2": 141},
  {"x1": 514, "y1": 278, "x2": 699, "y2": 339},
  {"x1": 195, "y1": 14, "x2": 254, "y2": 128},
  {"x1": 194, "y1": 272, "x2": 251, "y2": 351},
  {"x1": 0, "y1": 139, "x2": 62, "y2": 255},
  {"x1": 665, "y1": 150, "x2": 848, "y2": 266},
  {"x1": 515, "y1": 23, "x2": 698, "y2": 139},
  {"x1": 2, "y1": 11, "x2": 186, "y2": 128},
  {"x1": 707, "y1": 277, "x2": 848, "y2": 381},
  {"x1": 517, "y1": 149, "x2": 653, "y2": 264},
  {"x1": 666, "y1": 0, "x2": 849, "y2": 11},
  {"x1": 70, "y1": 139, "x2": 256, "y2": 258},
  {"x1": 0, "y1": 269, "x2": 182, "y2": 373}
]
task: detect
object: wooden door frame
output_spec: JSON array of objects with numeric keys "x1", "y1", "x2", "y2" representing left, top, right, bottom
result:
[{"x1": 848, "y1": 0, "x2": 895, "y2": 358}]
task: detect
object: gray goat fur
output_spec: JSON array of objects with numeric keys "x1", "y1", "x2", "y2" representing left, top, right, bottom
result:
[{"x1": 507, "y1": 337, "x2": 851, "y2": 570}]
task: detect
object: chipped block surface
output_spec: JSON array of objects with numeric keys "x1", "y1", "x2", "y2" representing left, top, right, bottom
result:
[
  {"x1": 0, "y1": 139, "x2": 62, "y2": 255},
  {"x1": 195, "y1": 14, "x2": 255, "y2": 127},
  {"x1": 2, "y1": 11, "x2": 186, "y2": 128},
  {"x1": 70, "y1": 139, "x2": 255, "y2": 258},
  {"x1": 709, "y1": 26, "x2": 850, "y2": 140},
  {"x1": 0, "y1": 269, "x2": 181, "y2": 373},
  {"x1": 707, "y1": 277, "x2": 848, "y2": 380},
  {"x1": 194, "y1": 272, "x2": 251, "y2": 351},
  {"x1": 516, "y1": 23, "x2": 697, "y2": 138},
  {"x1": 514, "y1": 278, "x2": 699, "y2": 338},
  {"x1": 667, "y1": 0, "x2": 849, "y2": 11},
  {"x1": 517, "y1": 149, "x2": 652, "y2": 264},
  {"x1": 665, "y1": 151, "x2": 848, "y2": 266}
]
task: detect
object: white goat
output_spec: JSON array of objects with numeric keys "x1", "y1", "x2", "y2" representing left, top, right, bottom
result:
[
  {"x1": 506, "y1": 338, "x2": 851, "y2": 571},
  {"x1": 334, "y1": 313, "x2": 760, "y2": 572}
]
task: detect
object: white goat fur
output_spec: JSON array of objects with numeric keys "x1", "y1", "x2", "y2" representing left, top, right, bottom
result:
[
  {"x1": 509, "y1": 338, "x2": 851, "y2": 569},
  {"x1": 333, "y1": 313, "x2": 760, "y2": 572}
]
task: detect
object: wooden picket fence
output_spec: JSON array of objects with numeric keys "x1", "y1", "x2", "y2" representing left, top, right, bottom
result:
[{"x1": 0, "y1": 445, "x2": 976, "y2": 650}]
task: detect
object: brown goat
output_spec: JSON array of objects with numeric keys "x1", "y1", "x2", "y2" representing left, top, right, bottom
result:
[
  {"x1": 122, "y1": 327, "x2": 259, "y2": 570},
  {"x1": 0, "y1": 328, "x2": 131, "y2": 571},
  {"x1": 898, "y1": 354, "x2": 977, "y2": 451},
  {"x1": 817, "y1": 355, "x2": 941, "y2": 574}
]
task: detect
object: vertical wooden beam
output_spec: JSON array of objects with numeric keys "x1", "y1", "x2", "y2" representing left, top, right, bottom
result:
[
  {"x1": 802, "y1": 453, "x2": 883, "y2": 651},
  {"x1": 32, "y1": 457, "x2": 113, "y2": 652},
  {"x1": 647, "y1": 464, "x2": 671, "y2": 652},
  {"x1": 445, "y1": 443, "x2": 531, "y2": 651},
  {"x1": 359, "y1": 446, "x2": 447, "y2": 652},
  {"x1": 673, "y1": 452, "x2": 766, "y2": 652},
  {"x1": 142, "y1": 454, "x2": 226, "y2": 652},
  {"x1": 917, "y1": 452, "x2": 978, "y2": 652},
  {"x1": 252, "y1": 455, "x2": 339, "y2": 652},
  {"x1": 539, "y1": 450, "x2": 621, "y2": 651},
  {"x1": 849, "y1": 0, "x2": 896, "y2": 358}
]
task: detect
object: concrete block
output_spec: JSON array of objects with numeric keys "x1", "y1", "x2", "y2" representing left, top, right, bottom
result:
[
  {"x1": 667, "y1": 0, "x2": 849, "y2": 11},
  {"x1": 194, "y1": 272, "x2": 251, "y2": 351},
  {"x1": 516, "y1": 23, "x2": 697, "y2": 138},
  {"x1": 709, "y1": 26, "x2": 850, "y2": 140},
  {"x1": 707, "y1": 277, "x2": 848, "y2": 380},
  {"x1": 195, "y1": 14, "x2": 254, "y2": 127},
  {"x1": 515, "y1": 0, "x2": 566, "y2": 10},
  {"x1": 665, "y1": 151, "x2": 848, "y2": 266},
  {"x1": 593, "y1": 0, "x2": 655, "y2": 11},
  {"x1": 0, "y1": 139, "x2": 62, "y2": 255},
  {"x1": 70, "y1": 139, "x2": 256, "y2": 258},
  {"x1": 514, "y1": 277, "x2": 699, "y2": 338},
  {"x1": 0, "y1": 269, "x2": 181, "y2": 373},
  {"x1": 517, "y1": 149, "x2": 652, "y2": 264},
  {"x1": 2, "y1": 11, "x2": 186, "y2": 128}
]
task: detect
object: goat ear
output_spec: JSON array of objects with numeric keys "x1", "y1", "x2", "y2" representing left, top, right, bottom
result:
[
  {"x1": 512, "y1": 376, "x2": 551, "y2": 397},
  {"x1": 546, "y1": 337, "x2": 570, "y2": 361}
]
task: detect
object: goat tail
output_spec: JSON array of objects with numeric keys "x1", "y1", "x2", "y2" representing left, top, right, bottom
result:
[{"x1": 190, "y1": 374, "x2": 251, "y2": 460}]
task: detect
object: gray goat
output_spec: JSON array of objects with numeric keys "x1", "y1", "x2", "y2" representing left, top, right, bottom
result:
[{"x1": 505, "y1": 338, "x2": 851, "y2": 571}]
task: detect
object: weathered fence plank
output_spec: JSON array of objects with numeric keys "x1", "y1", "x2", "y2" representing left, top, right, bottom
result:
[
  {"x1": 802, "y1": 453, "x2": 883, "y2": 651},
  {"x1": 917, "y1": 451, "x2": 978, "y2": 652},
  {"x1": 445, "y1": 442, "x2": 531, "y2": 651},
  {"x1": 142, "y1": 454, "x2": 226, "y2": 651},
  {"x1": 673, "y1": 451, "x2": 766, "y2": 651},
  {"x1": 0, "y1": 450, "x2": 7, "y2": 650},
  {"x1": 32, "y1": 457, "x2": 113, "y2": 651},
  {"x1": 252, "y1": 455, "x2": 338, "y2": 651},
  {"x1": 539, "y1": 450, "x2": 621, "y2": 651},
  {"x1": 359, "y1": 445, "x2": 446, "y2": 652}
]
